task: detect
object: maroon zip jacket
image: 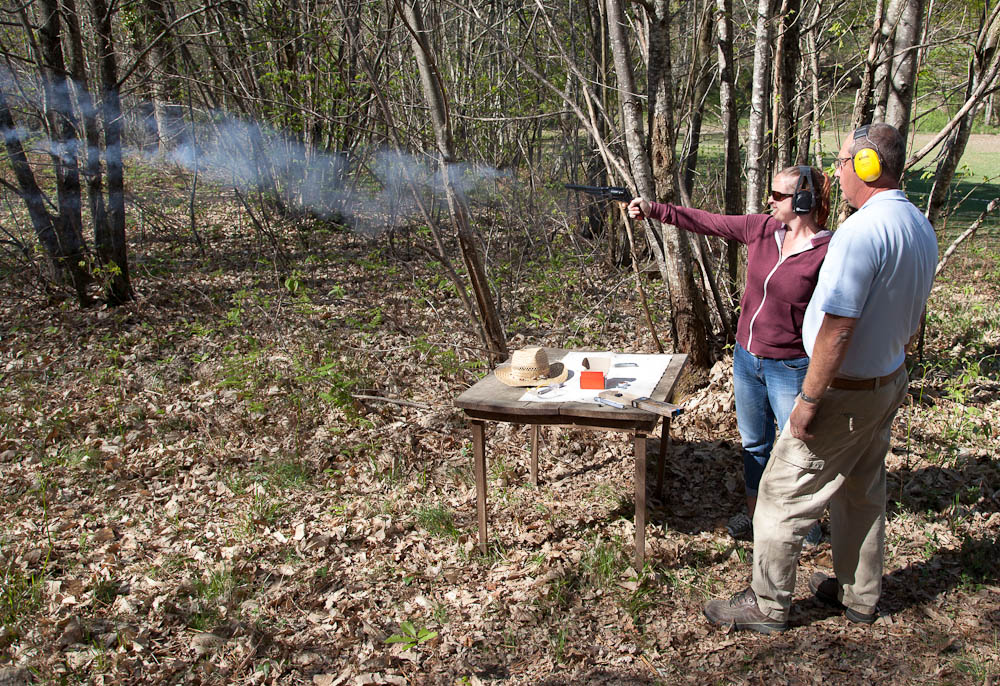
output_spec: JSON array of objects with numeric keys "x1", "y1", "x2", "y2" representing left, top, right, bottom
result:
[{"x1": 646, "y1": 202, "x2": 831, "y2": 359}]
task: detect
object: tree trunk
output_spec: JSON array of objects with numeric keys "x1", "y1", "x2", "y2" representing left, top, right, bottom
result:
[
  {"x1": 63, "y1": 0, "x2": 109, "y2": 257},
  {"x1": 884, "y1": 0, "x2": 926, "y2": 140},
  {"x1": 336, "y1": 0, "x2": 492, "y2": 357},
  {"x1": 793, "y1": 0, "x2": 822, "y2": 165},
  {"x1": 585, "y1": 0, "x2": 613, "y2": 256},
  {"x1": 714, "y1": 0, "x2": 741, "y2": 215},
  {"x1": 37, "y1": 0, "x2": 91, "y2": 302},
  {"x1": 142, "y1": 0, "x2": 185, "y2": 151},
  {"x1": 38, "y1": 0, "x2": 84, "y2": 244},
  {"x1": 851, "y1": 0, "x2": 886, "y2": 129},
  {"x1": 745, "y1": 0, "x2": 774, "y2": 213},
  {"x1": 681, "y1": 4, "x2": 714, "y2": 198},
  {"x1": 92, "y1": 0, "x2": 134, "y2": 304},
  {"x1": 401, "y1": 0, "x2": 508, "y2": 363},
  {"x1": 837, "y1": 0, "x2": 888, "y2": 224},
  {"x1": 10, "y1": 2, "x2": 90, "y2": 303},
  {"x1": 925, "y1": 90, "x2": 975, "y2": 228},
  {"x1": 771, "y1": 0, "x2": 801, "y2": 171},
  {"x1": 715, "y1": 0, "x2": 743, "y2": 315},
  {"x1": 872, "y1": 0, "x2": 902, "y2": 122},
  {"x1": 610, "y1": 0, "x2": 712, "y2": 367},
  {"x1": 0, "y1": 90, "x2": 88, "y2": 303}
]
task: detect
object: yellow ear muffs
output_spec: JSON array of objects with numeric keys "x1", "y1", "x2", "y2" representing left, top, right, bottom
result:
[{"x1": 853, "y1": 147, "x2": 882, "y2": 183}]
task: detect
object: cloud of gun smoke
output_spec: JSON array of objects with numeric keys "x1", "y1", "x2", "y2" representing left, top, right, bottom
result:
[
  {"x1": 1, "y1": 69, "x2": 508, "y2": 236},
  {"x1": 161, "y1": 119, "x2": 510, "y2": 235}
]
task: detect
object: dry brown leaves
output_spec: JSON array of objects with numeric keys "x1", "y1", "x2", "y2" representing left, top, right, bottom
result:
[{"x1": 1, "y1": 203, "x2": 998, "y2": 685}]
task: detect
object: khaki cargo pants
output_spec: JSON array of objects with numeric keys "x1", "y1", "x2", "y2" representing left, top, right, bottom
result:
[{"x1": 751, "y1": 371, "x2": 909, "y2": 622}]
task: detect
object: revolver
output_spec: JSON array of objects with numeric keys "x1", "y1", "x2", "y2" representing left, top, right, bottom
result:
[{"x1": 564, "y1": 184, "x2": 632, "y2": 203}]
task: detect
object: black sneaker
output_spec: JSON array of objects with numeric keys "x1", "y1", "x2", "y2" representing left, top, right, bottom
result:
[
  {"x1": 808, "y1": 572, "x2": 878, "y2": 624},
  {"x1": 726, "y1": 512, "x2": 753, "y2": 540}
]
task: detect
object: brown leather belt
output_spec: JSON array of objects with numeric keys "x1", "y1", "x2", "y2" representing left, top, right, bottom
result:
[{"x1": 829, "y1": 364, "x2": 905, "y2": 391}]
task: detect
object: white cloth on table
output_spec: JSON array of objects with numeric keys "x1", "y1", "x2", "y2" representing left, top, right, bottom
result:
[{"x1": 516, "y1": 351, "x2": 673, "y2": 404}]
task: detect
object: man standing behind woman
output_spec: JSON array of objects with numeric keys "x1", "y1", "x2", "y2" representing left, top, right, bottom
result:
[
  {"x1": 627, "y1": 166, "x2": 831, "y2": 543},
  {"x1": 703, "y1": 123, "x2": 937, "y2": 634}
]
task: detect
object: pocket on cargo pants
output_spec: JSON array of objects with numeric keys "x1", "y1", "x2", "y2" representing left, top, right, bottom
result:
[
  {"x1": 761, "y1": 435, "x2": 825, "y2": 504},
  {"x1": 763, "y1": 401, "x2": 856, "y2": 505}
]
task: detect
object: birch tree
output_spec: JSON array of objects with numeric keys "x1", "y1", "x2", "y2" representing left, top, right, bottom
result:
[
  {"x1": 799, "y1": 0, "x2": 824, "y2": 166},
  {"x1": 745, "y1": 0, "x2": 775, "y2": 213},
  {"x1": 680, "y1": 4, "x2": 715, "y2": 197},
  {"x1": 141, "y1": 0, "x2": 183, "y2": 151},
  {"x1": 715, "y1": 0, "x2": 741, "y2": 216},
  {"x1": 883, "y1": 0, "x2": 925, "y2": 139}
]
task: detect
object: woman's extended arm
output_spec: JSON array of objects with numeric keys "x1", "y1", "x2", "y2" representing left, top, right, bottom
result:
[{"x1": 627, "y1": 199, "x2": 763, "y2": 244}]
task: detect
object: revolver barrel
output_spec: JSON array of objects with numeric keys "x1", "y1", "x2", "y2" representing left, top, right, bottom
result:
[{"x1": 564, "y1": 184, "x2": 632, "y2": 203}]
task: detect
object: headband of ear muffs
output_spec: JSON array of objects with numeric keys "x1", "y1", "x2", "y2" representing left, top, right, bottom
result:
[
  {"x1": 852, "y1": 125, "x2": 883, "y2": 182},
  {"x1": 793, "y1": 165, "x2": 814, "y2": 215}
]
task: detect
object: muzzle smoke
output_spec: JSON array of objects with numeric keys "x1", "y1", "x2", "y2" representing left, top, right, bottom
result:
[{"x1": 0, "y1": 69, "x2": 508, "y2": 236}]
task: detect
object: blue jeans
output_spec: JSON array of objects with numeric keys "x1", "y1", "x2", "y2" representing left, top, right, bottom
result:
[{"x1": 733, "y1": 342, "x2": 809, "y2": 496}]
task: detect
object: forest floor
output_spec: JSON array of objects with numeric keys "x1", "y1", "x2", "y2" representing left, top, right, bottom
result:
[{"x1": 1, "y1": 168, "x2": 999, "y2": 685}]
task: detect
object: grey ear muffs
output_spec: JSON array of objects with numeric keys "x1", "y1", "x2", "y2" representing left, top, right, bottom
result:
[{"x1": 793, "y1": 165, "x2": 814, "y2": 215}]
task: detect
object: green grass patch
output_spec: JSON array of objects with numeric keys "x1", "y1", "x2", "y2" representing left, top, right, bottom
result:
[
  {"x1": 904, "y1": 172, "x2": 1000, "y2": 238},
  {"x1": 234, "y1": 492, "x2": 288, "y2": 538},
  {"x1": 256, "y1": 457, "x2": 313, "y2": 489},
  {"x1": 415, "y1": 504, "x2": 461, "y2": 539},
  {"x1": 0, "y1": 562, "x2": 46, "y2": 636},
  {"x1": 580, "y1": 534, "x2": 627, "y2": 589},
  {"x1": 187, "y1": 564, "x2": 247, "y2": 630}
]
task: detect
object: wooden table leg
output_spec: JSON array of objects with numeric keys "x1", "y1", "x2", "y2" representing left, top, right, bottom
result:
[
  {"x1": 530, "y1": 424, "x2": 539, "y2": 486},
  {"x1": 471, "y1": 420, "x2": 487, "y2": 555},
  {"x1": 656, "y1": 418, "x2": 670, "y2": 498},
  {"x1": 633, "y1": 431, "x2": 647, "y2": 570}
]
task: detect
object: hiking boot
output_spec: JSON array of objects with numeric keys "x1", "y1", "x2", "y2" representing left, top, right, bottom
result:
[
  {"x1": 703, "y1": 587, "x2": 787, "y2": 634},
  {"x1": 726, "y1": 512, "x2": 753, "y2": 541},
  {"x1": 808, "y1": 572, "x2": 878, "y2": 624},
  {"x1": 804, "y1": 521, "x2": 823, "y2": 546}
]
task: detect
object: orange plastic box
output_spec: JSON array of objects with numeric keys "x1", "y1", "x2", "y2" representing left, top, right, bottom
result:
[
  {"x1": 580, "y1": 371, "x2": 606, "y2": 389},
  {"x1": 579, "y1": 355, "x2": 611, "y2": 389}
]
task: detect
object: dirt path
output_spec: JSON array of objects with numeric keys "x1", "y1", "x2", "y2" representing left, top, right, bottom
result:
[
  {"x1": 941, "y1": 132, "x2": 1000, "y2": 153},
  {"x1": 819, "y1": 131, "x2": 1000, "y2": 154}
]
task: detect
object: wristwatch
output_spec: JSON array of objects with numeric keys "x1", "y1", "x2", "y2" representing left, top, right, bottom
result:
[{"x1": 798, "y1": 390, "x2": 822, "y2": 405}]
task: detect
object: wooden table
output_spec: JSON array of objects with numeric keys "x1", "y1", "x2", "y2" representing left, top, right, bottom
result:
[{"x1": 454, "y1": 348, "x2": 687, "y2": 569}]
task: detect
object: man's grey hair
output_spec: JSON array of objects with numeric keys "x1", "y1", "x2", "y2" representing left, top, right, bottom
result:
[{"x1": 852, "y1": 123, "x2": 905, "y2": 183}]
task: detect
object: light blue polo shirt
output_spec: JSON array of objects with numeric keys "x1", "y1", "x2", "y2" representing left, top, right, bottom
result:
[{"x1": 802, "y1": 189, "x2": 938, "y2": 379}]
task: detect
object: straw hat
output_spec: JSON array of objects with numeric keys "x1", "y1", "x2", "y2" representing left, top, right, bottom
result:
[{"x1": 494, "y1": 347, "x2": 569, "y2": 387}]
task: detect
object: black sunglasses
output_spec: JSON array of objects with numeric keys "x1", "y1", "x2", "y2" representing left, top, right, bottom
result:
[{"x1": 770, "y1": 190, "x2": 793, "y2": 201}]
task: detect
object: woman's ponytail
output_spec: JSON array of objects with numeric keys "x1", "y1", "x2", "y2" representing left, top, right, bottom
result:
[{"x1": 812, "y1": 167, "x2": 832, "y2": 228}]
